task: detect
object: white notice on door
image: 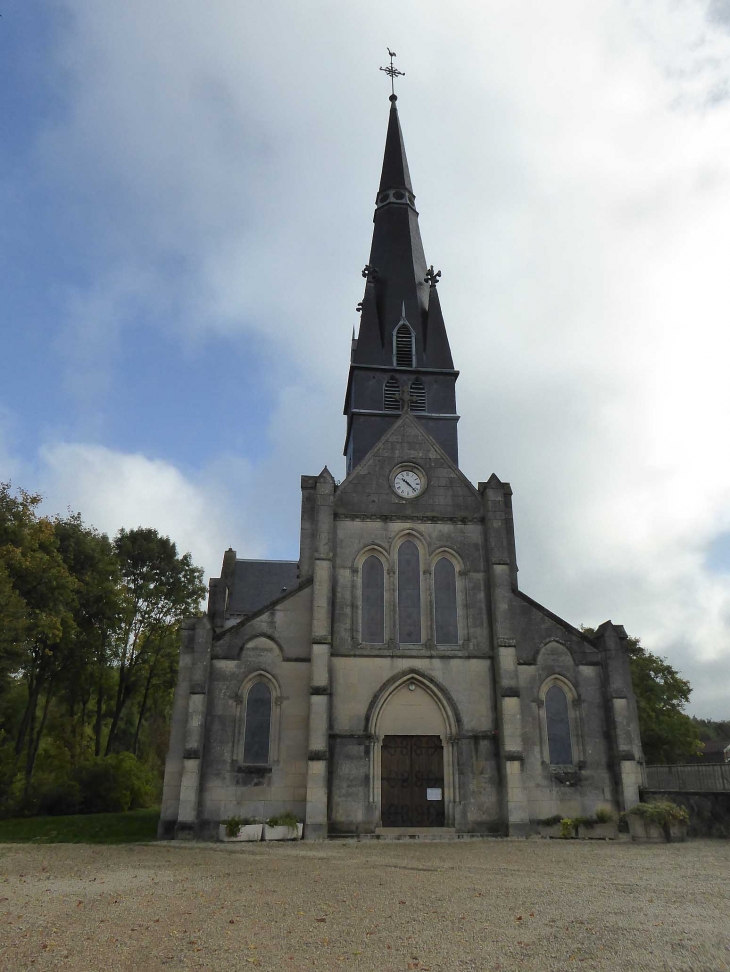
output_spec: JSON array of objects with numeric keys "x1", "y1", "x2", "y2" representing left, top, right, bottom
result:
[{"x1": 426, "y1": 788, "x2": 442, "y2": 801}]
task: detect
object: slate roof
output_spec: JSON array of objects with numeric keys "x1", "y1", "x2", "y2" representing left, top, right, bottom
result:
[{"x1": 226, "y1": 559, "x2": 299, "y2": 617}]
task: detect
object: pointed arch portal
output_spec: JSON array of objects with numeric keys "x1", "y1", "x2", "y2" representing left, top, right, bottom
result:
[{"x1": 367, "y1": 673, "x2": 460, "y2": 829}]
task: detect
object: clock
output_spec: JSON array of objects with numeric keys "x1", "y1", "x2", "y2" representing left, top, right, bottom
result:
[{"x1": 392, "y1": 467, "x2": 424, "y2": 498}]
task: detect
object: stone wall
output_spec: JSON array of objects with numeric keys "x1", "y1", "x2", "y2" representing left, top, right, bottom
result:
[{"x1": 643, "y1": 790, "x2": 730, "y2": 838}]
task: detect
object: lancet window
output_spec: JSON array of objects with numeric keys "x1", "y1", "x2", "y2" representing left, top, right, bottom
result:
[
  {"x1": 409, "y1": 377, "x2": 426, "y2": 412},
  {"x1": 383, "y1": 376, "x2": 401, "y2": 411},
  {"x1": 545, "y1": 683, "x2": 573, "y2": 765},
  {"x1": 361, "y1": 555, "x2": 385, "y2": 643},
  {"x1": 394, "y1": 321, "x2": 415, "y2": 368},
  {"x1": 242, "y1": 681, "x2": 272, "y2": 765},
  {"x1": 433, "y1": 557, "x2": 458, "y2": 645},
  {"x1": 397, "y1": 540, "x2": 421, "y2": 644}
]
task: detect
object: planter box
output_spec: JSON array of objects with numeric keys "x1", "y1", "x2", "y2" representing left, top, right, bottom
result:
[
  {"x1": 538, "y1": 824, "x2": 564, "y2": 839},
  {"x1": 219, "y1": 823, "x2": 263, "y2": 842},
  {"x1": 627, "y1": 815, "x2": 665, "y2": 842},
  {"x1": 667, "y1": 821, "x2": 687, "y2": 843},
  {"x1": 578, "y1": 822, "x2": 618, "y2": 840},
  {"x1": 264, "y1": 823, "x2": 303, "y2": 841}
]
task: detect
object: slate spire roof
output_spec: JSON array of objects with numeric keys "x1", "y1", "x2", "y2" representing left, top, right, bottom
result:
[
  {"x1": 344, "y1": 95, "x2": 460, "y2": 472},
  {"x1": 379, "y1": 95, "x2": 413, "y2": 193},
  {"x1": 352, "y1": 96, "x2": 454, "y2": 371}
]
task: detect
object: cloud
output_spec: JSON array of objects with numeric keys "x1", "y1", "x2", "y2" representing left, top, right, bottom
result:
[{"x1": 4, "y1": 0, "x2": 730, "y2": 715}]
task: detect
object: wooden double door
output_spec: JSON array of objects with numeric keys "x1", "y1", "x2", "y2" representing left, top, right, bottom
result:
[{"x1": 381, "y1": 735, "x2": 445, "y2": 827}]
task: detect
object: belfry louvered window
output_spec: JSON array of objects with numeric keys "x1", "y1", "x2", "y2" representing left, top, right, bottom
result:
[
  {"x1": 384, "y1": 376, "x2": 401, "y2": 411},
  {"x1": 409, "y1": 377, "x2": 426, "y2": 412},
  {"x1": 394, "y1": 321, "x2": 415, "y2": 368}
]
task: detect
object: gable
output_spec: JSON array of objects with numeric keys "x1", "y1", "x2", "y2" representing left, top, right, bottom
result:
[{"x1": 335, "y1": 412, "x2": 482, "y2": 519}]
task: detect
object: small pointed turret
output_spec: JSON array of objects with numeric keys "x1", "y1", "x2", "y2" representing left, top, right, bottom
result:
[{"x1": 343, "y1": 96, "x2": 459, "y2": 474}]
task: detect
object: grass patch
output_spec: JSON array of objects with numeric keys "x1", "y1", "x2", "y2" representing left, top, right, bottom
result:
[{"x1": 0, "y1": 807, "x2": 159, "y2": 844}]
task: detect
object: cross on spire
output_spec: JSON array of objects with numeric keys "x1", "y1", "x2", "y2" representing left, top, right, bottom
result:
[{"x1": 379, "y1": 48, "x2": 405, "y2": 99}]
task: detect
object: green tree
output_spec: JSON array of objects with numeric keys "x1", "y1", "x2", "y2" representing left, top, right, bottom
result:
[
  {"x1": 105, "y1": 528, "x2": 205, "y2": 755},
  {"x1": 625, "y1": 637, "x2": 702, "y2": 763},
  {"x1": 52, "y1": 514, "x2": 123, "y2": 761},
  {"x1": 583, "y1": 625, "x2": 702, "y2": 763},
  {"x1": 0, "y1": 484, "x2": 77, "y2": 789}
]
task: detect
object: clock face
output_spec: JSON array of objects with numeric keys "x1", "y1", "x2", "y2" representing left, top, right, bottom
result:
[{"x1": 393, "y1": 468, "x2": 423, "y2": 498}]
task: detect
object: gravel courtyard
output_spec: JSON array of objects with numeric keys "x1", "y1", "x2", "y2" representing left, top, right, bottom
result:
[{"x1": 1, "y1": 838, "x2": 728, "y2": 972}]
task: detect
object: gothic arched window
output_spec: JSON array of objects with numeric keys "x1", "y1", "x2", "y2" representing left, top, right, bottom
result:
[
  {"x1": 545, "y1": 683, "x2": 573, "y2": 765},
  {"x1": 409, "y1": 377, "x2": 426, "y2": 412},
  {"x1": 243, "y1": 681, "x2": 272, "y2": 765},
  {"x1": 394, "y1": 321, "x2": 415, "y2": 368},
  {"x1": 361, "y1": 555, "x2": 385, "y2": 643},
  {"x1": 384, "y1": 376, "x2": 401, "y2": 411},
  {"x1": 433, "y1": 557, "x2": 458, "y2": 645},
  {"x1": 397, "y1": 540, "x2": 421, "y2": 644}
]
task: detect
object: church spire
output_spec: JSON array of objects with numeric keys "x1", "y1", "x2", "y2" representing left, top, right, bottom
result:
[
  {"x1": 378, "y1": 96, "x2": 413, "y2": 194},
  {"x1": 343, "y1": 85, "x2": 459, "y2": 474}
]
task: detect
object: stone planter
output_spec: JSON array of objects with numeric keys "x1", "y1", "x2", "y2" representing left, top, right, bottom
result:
[
  {"x1": 627, "y1": 815, "x2": 665, "y2": 842},
  {"x1": 264, "y1": 823, "x2": 303, "y2": 841},
  {"x1": 538, "y1": 824, "x2": 564, "y2": 839},
  {"x1": 219, "y1": 823, "x2": 263, "y2": 842},
  {"x1": 667, "y1": 820, "x2": 687, "y2": 843},
  {"x1": 578, "y1": 822, "x2": 618, "y2": 840}
]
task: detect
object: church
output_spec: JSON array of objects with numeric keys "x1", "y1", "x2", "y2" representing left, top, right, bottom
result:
[{"x1": 159, "y1": 90, "x2": 645, "y2": 839}]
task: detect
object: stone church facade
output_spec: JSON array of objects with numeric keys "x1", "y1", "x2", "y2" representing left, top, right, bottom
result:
[{"x1": 159, "y1": 95, "x2": 645, "y2": 840}]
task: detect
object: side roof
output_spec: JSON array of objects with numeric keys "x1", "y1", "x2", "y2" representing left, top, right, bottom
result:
[{"x1": 226, "y1": 559, "x2": 300, "y2": 617}]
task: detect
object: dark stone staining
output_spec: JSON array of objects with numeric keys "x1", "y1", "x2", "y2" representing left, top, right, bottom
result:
[
  {"x1": 545, "y1": 684, "x2": 573, "y2": 765},
  {"x1": 236, "y1": 765, "x2": 271, "y2": 787},
  {"x1": 398, "y1": 540, "x2": 421, "y2": 644},
  {"x1": 361, "y1": 555, "x2": 385, "y2": 644},
  {"x1": 243, "y1": 681, "x2": 272, "y2": 765},
  {"x1": 434, "y1": 556, "x2": 458, "y2": 645}
]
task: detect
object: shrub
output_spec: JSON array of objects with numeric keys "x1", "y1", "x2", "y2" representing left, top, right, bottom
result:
[
  {"x1": 559, "y1": 818, "x2": 575, "y2": 839},
  {"x1": 594, "y1": 807, "x2": 615, "y2": 824},
  {"x1": 267, "y1": 811, "x2": 300, "y2": 832},
  {"x1": 36, "y1": 781, "x2": 82, "y2": 816},
  {"x1": 73, "y1": 754, "x2": 156, "y2": 814},
  {"x1": 222, "y1": 816, "x2": 244, "y2": 837},
  {"x1": 537, "y1": 815, "x2": 562, "y2": 827},
  {"x1": 573, "y1": 815, "x2": 594, "y2": 829},
  {"x1": 628, "y1": 801, "x2": 689, "y2": 826}
]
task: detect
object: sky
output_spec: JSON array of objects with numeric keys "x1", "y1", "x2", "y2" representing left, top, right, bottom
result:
[{"x1": 1, "y1": 0, "x2": 730, "y2": 717}]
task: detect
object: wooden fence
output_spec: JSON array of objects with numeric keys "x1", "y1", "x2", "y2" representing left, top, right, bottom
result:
[{"x1": 645, "y1": 763, "x2": 730, "y2": 792}]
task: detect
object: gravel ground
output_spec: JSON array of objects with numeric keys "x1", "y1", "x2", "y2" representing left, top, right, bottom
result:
[{"x1": 1, "y1": 837, "x2": 728, "y2": 971}]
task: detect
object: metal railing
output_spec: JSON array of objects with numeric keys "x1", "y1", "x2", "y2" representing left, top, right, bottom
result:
[{"x1": 645, "y1": 763, "x2": 730, "y2": 792}]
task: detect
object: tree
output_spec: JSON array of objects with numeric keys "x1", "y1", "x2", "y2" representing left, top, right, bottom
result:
[
  {"x1": 583, "y1": 626, "x2": 702, "y2": 763},
  {"x1": 105, "y1": 528, "x2": 205, "y2": 755},
  {"x1": 625, "y1": 637, "x2": 702, "y2": 763},
  {"x1": 0, "y1": 484, "x2": 77, "y2": 788},
  {"x1": 52, "y1": 514, "x2": 123, "y2": 761}
]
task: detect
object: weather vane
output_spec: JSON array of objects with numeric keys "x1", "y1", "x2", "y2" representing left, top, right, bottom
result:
[{"x1": 380, "y1": 48, "x2": 405, "y2": 98}]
